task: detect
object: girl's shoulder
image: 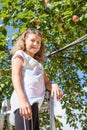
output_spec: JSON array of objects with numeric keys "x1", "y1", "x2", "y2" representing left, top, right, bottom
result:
[
  {"x1": 14, "y1": 50, "x2": 24, "y2": 55},
  {"x1": 12, "y1": 50, "x2": 25, "y2": 60}
]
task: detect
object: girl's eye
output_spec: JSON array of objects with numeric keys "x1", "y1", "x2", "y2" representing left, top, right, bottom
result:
[
  {"x1": 31, "y1": 39, "x2": 35, "y2": 42},
  {"x1": 31, "y1": 39, "x2": 41, "y2": 44},
  {"x1": 37, "y1": 41, "x2": 40, "y2": 44}
]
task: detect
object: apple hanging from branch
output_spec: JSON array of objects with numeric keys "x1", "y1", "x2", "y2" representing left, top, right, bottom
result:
[
  {"x1": 72, "y1": 15, "x2": 79, "y2": 22},
  {"x1": 34, "y1": 20, "x2": 41, "y2": 27},
  {"x1": 44, "y1": 0, "x2": 49, "y2": 3}
]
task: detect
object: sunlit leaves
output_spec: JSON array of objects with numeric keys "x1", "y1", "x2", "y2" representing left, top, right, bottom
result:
[{"x1": 0, "y1": 0, "x2": 87, "y2": 129}]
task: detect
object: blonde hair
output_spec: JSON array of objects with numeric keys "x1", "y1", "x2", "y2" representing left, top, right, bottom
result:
[{"x1": 10, "y1": 28, "x2": 45, "y2": 62}]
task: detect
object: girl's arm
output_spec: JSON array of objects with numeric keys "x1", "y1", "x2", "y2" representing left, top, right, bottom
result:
[
  {"x1": 44, "y1": 72, "x2": 63, "y2": 100},
  {"x1": 12, "y1": 56, "x2": 32, "y2": 119}
]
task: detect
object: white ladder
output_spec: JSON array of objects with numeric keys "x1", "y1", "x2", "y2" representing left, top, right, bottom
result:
[{"x1": 0, "y1": 92, "x2": 56, "y2": 130}]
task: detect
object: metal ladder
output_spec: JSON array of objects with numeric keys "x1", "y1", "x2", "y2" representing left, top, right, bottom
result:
[
  {"x1": 0, "y1": 99, "x2": 13, "y2": 130},
  {"x1": 0, "y1": 92, "x2": 56, "y2": 130}
]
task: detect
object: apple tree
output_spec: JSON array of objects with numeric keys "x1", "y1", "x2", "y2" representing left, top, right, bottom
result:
[{"x1": 0, "y1": 0, "x2": 87, "y2": 129}]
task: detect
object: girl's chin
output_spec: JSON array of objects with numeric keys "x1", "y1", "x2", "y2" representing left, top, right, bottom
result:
[
  {"x1": 30, "y1": 49, "x2": 38, "y2": 53},
  {"x1": 27, "y1": 50, "x2": 38, "y2": 57}
]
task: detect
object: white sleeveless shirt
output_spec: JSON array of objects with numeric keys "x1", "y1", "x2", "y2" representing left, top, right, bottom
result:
[{"x1": 10, "y1": 50, "x2": 45, "y2": 112}]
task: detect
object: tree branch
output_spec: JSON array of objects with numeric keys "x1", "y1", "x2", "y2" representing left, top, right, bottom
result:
[{"x1": 47, "y1": 34, "x2": 87, "y2": 57}]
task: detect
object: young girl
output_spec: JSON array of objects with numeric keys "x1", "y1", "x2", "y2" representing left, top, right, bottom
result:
[{"x1": 10, "y1": 28, "x2": 63, "y2": 130}]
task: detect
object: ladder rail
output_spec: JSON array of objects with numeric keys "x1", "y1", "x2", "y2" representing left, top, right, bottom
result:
[{"x1": 0, "y1": 92, "x2": 56, "y2": 130}]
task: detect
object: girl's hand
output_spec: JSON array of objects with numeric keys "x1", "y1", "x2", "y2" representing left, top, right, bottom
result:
[
  {"x1": 19, "y1": 100, "x2": 32, "y2": 120},
  {"x1": 51, "y1": 84, "x2": 63, "y2": 101}
]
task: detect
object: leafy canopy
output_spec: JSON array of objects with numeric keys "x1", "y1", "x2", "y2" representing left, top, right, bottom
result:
[{"x1": 0, "y1": 0, "x2": 87, "y2": 129}]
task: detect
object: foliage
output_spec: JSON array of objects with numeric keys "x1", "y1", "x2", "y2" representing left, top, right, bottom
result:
[{"x1": 0, "y1": 0, "x2": 87, "y2": 129}]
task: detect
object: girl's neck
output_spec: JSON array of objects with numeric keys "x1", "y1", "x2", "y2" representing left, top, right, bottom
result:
[{"x1": 25, "y1": 51, "x2": 34, "y2": 58}]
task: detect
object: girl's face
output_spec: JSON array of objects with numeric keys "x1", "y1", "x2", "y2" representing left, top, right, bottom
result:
[{"x1": 25, "y1": 33, "x2": 41, "y2": 57}]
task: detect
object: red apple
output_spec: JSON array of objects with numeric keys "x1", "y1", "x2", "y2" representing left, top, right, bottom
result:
[
  {"x1": 44, "y1": 0, "x2": 49, "y2": 3},
  {"x1": 72, "y1": 15, "x2": 79, "y2": 22},
  {"x1": 34, "y1": 20, "x2": 41, "y2": 27}
]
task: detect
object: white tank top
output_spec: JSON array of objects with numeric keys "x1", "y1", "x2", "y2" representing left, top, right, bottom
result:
[{"x1": 10, "y1": 50, "x2": 45, "y2": 112}]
